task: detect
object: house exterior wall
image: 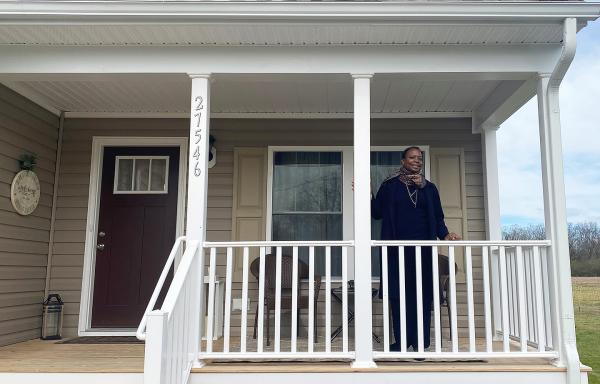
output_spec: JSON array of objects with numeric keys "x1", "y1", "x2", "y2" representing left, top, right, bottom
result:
[
  {"x1": 0, "y1": 85, "x2": 59, "y2": 346},
  {"x1": 50, "y1": 117, "x2": 485, "y2": 339}
]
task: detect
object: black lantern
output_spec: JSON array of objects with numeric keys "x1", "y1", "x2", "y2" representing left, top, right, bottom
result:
[{"x1": 41, "y1": 294, "x2": 64, "y2": 340}]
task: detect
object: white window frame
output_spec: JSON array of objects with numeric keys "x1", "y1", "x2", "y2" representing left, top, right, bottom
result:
[
  {"x1": 266, "y1": 145, "x2": 430, "y2": 280},
  {"x1": 113, "y1": 155, "x2": 170, "y2": 194}
]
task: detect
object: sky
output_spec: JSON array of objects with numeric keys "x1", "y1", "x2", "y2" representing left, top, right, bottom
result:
[{"x1": 498, "y1": 18, "x2": 600, "y2": 227}]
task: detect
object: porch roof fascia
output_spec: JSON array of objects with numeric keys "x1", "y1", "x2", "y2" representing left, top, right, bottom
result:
[{"x1": 1, "y1": 1, "x2": 599, "y2": 24}]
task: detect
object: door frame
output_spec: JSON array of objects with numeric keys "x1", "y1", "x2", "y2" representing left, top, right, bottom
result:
[{"x1": 78, "y1": 136, "x2": 188, "y2": 336}]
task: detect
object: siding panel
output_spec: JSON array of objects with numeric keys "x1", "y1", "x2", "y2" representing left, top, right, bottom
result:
[{"x1": 0, "y1": 85, "x2": 58, "y2": 347}]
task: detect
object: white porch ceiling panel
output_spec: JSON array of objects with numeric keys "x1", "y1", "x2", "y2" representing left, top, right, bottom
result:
[
  {"x1": 0, "y1": 23, "x2": 563, "y2": 46},
  {"x1": 2, "y1": 74, "x2": 501, "y2": 115}
]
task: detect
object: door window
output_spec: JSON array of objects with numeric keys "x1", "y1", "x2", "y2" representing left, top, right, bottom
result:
[{"x1": 114, "y1": 156, "x2": 169, "y2": 194}]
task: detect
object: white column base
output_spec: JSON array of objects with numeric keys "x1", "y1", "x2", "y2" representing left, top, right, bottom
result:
[{"x1": 351, "y1": 360, "x2": 378, "y2": 369}]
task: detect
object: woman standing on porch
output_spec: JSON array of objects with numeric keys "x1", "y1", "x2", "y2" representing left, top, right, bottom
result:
[{"x1": 371, "y1": 146, "x2": 460, "y2": 351}]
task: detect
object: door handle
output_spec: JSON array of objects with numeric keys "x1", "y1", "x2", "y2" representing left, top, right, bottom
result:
[{"x1": 97, "y1": 243, "x2": 105, "y2": 251}]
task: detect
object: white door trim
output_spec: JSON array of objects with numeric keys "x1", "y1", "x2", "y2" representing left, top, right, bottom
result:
[{"x1": 78, "y1": 136, "x2": 188, "y2": 336}]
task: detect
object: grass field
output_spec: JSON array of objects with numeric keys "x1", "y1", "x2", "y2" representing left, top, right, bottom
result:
[{"x1": 573, "y1": 277, "x2": 600, "y2": 384}]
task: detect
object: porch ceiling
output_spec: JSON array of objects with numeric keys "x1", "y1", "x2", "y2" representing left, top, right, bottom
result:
[
  {"x1": 1, "y1": 74, "x2": 505, "y2": 117},
  {"x1": 0, "y1": 23, "x2": 565, "y2": 47}
]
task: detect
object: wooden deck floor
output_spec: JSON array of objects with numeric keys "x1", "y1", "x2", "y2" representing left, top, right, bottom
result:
[
  {"x1": 0, "y1": 339, "x2": 144, "y2": 373},
  {"x1": 0, "y1": 338, "x2": 584, "y2": 374}
]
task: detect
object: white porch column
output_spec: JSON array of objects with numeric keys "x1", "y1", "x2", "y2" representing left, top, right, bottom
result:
[
  {"x1": 481, "y1": 127, "x2": 503, "y2": 340},
  {"x1": 537, "y1": 73, "x2": 580, "y2": 380},
  {"x1": 187, "y1": 74, "x2": 211, "y2": 242},
  {"x1": 187, "y1": 74, "x2": 211, "y2": 364},
  {"x1": 482, "y1": 128, "x2": 502, "y2": 241},
  {"x1": 351, "y1": 74, "x2": 376, "y2": 368}
]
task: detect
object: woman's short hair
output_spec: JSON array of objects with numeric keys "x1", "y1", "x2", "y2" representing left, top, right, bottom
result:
[{"x1": 402, "y1": 146, "x2": 422, "y2": 159}]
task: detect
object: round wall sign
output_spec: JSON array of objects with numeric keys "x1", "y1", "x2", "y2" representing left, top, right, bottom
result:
[{"x1": 11, "y1": 170, "x2": 41, "y2": 216}]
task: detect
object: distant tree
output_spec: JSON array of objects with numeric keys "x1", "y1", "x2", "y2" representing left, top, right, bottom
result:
[{"x1": 502, "y1": 222, "x2": 600, "y2": 276}]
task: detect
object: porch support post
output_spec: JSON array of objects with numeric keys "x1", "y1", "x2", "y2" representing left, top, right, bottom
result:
[
  {"x1": 481, "y1": 127, "x2": 503, "y2": 340},
  {"x1": 351, "y1": 73, "x2": 376, "y2": 368},
  {"x1": 537, "y1": 72, "x2": 580, "y2": 382},
  {"x1": 482, "y1": 127, "x2": 502, "y2": 241},
  {"x1": 187, "y1": 74, "x2": 211, "y2": 366}
]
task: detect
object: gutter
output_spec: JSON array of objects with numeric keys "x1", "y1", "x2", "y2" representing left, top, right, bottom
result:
[
  {"x1": 0, "y1": 1, "x2": 599, "y2": 23},
  {"x1": 545, "y1": 17, "x2": 581, "y2": 384}
]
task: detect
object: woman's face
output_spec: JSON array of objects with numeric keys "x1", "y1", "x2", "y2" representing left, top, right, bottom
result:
[{"x1": 402, "y1": 148, "x2": 423, "y2": 173}]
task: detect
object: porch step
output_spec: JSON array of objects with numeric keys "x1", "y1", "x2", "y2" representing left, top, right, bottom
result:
[
  {"x1": 192, "y1": 360, "x2": 573, "y2": 373},
  {"x1": 190, "y1": 362, "x2": 591, "y2": 384}
]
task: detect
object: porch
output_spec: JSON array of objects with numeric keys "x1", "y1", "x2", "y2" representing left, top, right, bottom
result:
[
  {"x1": 0, "y1": 2, "x2": 597, "y2": 384},
  {"x1": 0, "y1": 338, "x2": 588, "y2": 384}
]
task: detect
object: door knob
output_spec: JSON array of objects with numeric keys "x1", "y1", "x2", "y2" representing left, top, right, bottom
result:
[
  {"x1": 97, "y1": 243, "x2": 105, "y2": 251},
  {"x1": 98, "y1": 231, "x2": 106, "y2": 238}
]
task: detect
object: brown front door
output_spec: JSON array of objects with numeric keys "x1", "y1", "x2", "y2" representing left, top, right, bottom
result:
[{"x1": 91, "y1": 146, "x2": 180, "y2": 328}]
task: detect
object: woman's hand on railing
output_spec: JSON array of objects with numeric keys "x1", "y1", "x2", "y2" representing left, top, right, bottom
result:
[{"x1": 444, "y1": 232, "x2": 461, "y2": 241}]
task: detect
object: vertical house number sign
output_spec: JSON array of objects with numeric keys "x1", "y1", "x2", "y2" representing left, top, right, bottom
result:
[{"x1": 193, "y1": 95, "x2": 204, "y2": 177}]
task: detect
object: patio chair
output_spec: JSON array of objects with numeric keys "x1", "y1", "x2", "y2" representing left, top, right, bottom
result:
[{"x1": 251, "y1": 253, "x2": 322, "y2": 346}]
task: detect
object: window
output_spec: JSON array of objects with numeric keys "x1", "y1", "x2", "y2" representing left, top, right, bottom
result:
[
  {"x1": 114, "y1": 156, "x2": 169, "y2": 194},
  {"x1": 268, "y1": 146, "x2": 429, "y2": 279},
  {"x1": 271, "y1": 151, "x2": 343, "y2": 276}
]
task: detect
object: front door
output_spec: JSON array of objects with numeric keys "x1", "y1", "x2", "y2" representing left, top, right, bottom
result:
[{"x1": 91, "y1": 146, "x2": 180, "y2": 328}]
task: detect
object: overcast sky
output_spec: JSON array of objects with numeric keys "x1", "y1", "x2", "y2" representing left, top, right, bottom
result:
[{"x1": 498, "y1": 19, "x2": 600, "y2": 227}]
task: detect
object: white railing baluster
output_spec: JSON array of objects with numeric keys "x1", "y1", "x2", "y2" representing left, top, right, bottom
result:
[
  {"x1": 308, "y1": 246, "x2": 315, "y2": 352},
  {"x1": 291, "y1": 246, "x2": 299, "y2": 353},
  {"x1": 342, "y1": 246, "x2": 348, "y2": 353},
  {"x1": 240, "y1": 247, "x2": 249, "y2": 353},
  {"x1": 466, "y1": 246, "x2": 476, "y2": 352},
  {"x1": 525, "y1": 249, "x2": 536, "y2": 344},
  {"x1": 257, "y1": 247, "x2": 266, "y2": 353},
  {"x1": 482, "y1": 246, "x2": 493, "y2": 352},
  {"x1": 416, "y1": 246, "x2": 424, "y2": 352},
  {"x1": 490, "y1": 245, "x2": 502, "y2": 340},
  {"x1": 223, "y1": 247, "x2": 233, "y2": 353},
  {"x1": 533, "y1": 246, "x2": 546, "y2": 352},
  {"x1": 382, "y1": 246, "x2": 390, "y2": 352},
  {"x1": 506, "y1": 249, "x2": 514, "y2": 337},
  {"x1": 516, "y1": 246, "x2": 528, "y2": 352},
  {"x1": 399, "y1": 246, "x2": 406, "y2": 353},
  {"x1": 325, "y1": 246, "x2": 332, "y2": 353},
  {"x1": 206, "y1": 247, "x2": 217, "y2": 353},
  {"x1": 541, "y1": 247, "x2": 553, "y2": 349},
  {"x1": 431, "y1": 246, "x2": 441, "y2": 353},
  {"x1": 449, "y1": 246, "x2": 458, "y2": 353},
  {"x1": 499, "y1": 246, "x2": 510, "y2": 352},
  {"x1": 510, "y1": 249, "x2": 518, "y2": 338},
  {"x1": 274, "y1": 246, "x2": 282, "y2": 353}
]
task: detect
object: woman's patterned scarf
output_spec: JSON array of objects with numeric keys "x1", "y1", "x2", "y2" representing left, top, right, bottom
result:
[{"x1": 385, "y1": 165, "x2": 427, "y2": 189}]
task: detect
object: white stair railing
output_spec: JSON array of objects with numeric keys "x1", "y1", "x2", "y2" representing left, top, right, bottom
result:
[
  {"x1": 138, "y1": 239, "x2": 203, "y2": 384},
  {"x1": 371, "y1": 240, "x2": 557, "y2": 359}
]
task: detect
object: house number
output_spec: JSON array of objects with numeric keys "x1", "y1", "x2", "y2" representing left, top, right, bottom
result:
[{"x1": 193, "y1": 95, "x2": 204, "y2": 177}]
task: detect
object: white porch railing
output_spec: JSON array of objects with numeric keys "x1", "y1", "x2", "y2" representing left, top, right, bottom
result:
[
  {"x1": 371, "y1": 240, "x2": 558, "y2": 359},
  {"x1": 137, "y1": 239, "x2": 562, "y2": 384},
  {"x1": 137, "y1": 237, "x2": 204, "y2": 384},
  {"x1": 200, "y1": 241, "x2": 354, "y2": 360}
]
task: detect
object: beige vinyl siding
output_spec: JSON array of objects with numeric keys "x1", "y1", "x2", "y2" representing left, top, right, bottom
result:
[
  {"x1": 52, "y1": 117, "x2": 486, "y2": 341},
  {"x1": 0, "y1": 85, "x2": 59, "y2": 346}
]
